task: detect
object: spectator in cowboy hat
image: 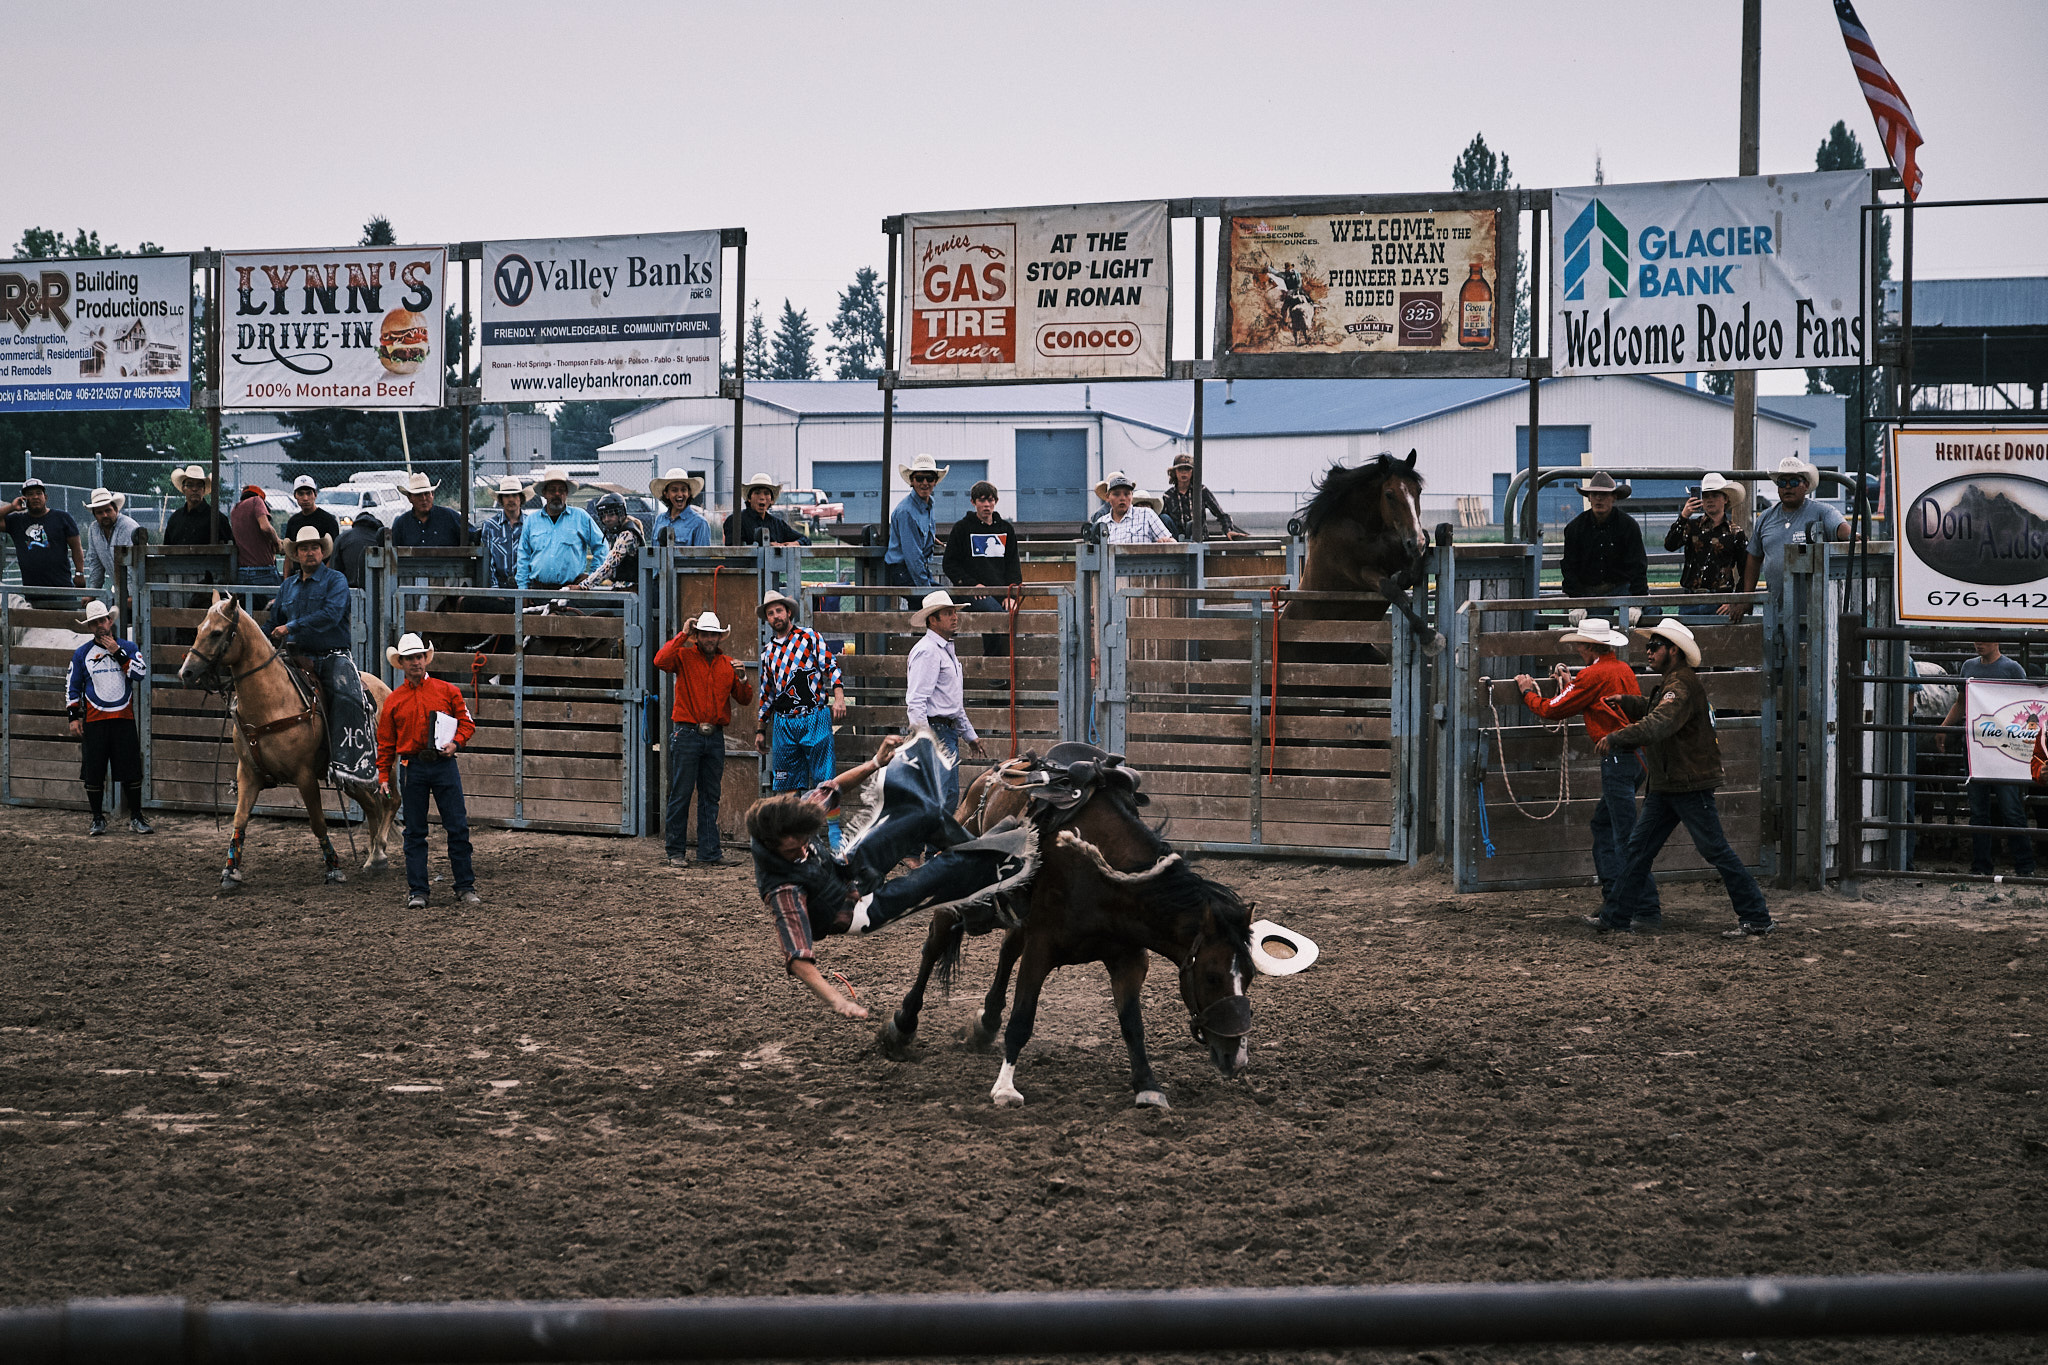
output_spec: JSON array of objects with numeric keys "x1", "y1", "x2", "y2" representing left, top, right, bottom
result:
[
  {"x1": 1092, "y1": 471, "x2": 1175, "y2": 544},
  {"x1": 1161, "y1": 451, "x2": 1245, "y2": 540},
  {"x1": 1595, "y1": 618, "x2": 1775, "y2": 938},
  {"x1": 650, "y1": 468, "x2": 714, "y2": 547},
  {"x1": 162, "y1": 465, "x2": 232, "y2": 547},
  {"x1": 1514, "y1": 617, "x2": 1658, "y2": 922},
  {"x1": 4, "y1": 476, "x2": 85, "y2": 589},
  {"x1": 284, "y1": 474, "x2": 340, "y2": 554},
  {"x1": 1734, "y1": 453, "x2": 1847, "y2": 616},
  {"x1": 375, "y1": 632, "x2": 479, "y2": 910},
  {"x1": 390, "y1": 471, "x2": 467, "y2": 548},
  {"x1": 884, "y1": 455, "x2": 948, "y2": 604},
  {"x1": 477, "y1": 475, "x2": 529, "y2": 594},
  {"x1": 654, "y1": 609, "x2": 755, "y2": 867},
  {"x1": 65, "y1": 599, "x2": 151, "y2": 836},
  {"x1": 907, "y1": 589, "x2": 990, "y2": 814},
  {"x1": 81, "y1": 488, "x2": 142, "y2": 591},
  {"x1": 755, "y1": 588, "x2": 848, "y2": 845},
  {"x1": 516, "y1": 466, "x2": 605, "y2": 589},
  {"x1": 1560, "y1": 469, "x2": 1647, "y2": 602},
  {"x1": 724, "y1": 471, "x2": 808, "y2": 547},
  {"x1": 1664, "y1": 471, "x2": 1747, "y2": 619}
]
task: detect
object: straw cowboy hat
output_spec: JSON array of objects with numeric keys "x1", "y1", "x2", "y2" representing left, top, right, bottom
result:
[
  {"x1": 85, "y1": 487, "x2": 126, "y2": 513},
  {"x1": 739, "y1": 471, "x2": 784, "y2": 501},
  {"x1": 1773, "y1": 453, "x2": 1821, "y2": 492},
  {"x1": 169, "y1": 464, "x2": 212, "y2": 494},
  {"x1": 75, "y1": 599, "x2": 118, "y2": 629},
  {"x1": 688, "y1": 610, "x2": 729, "y2": 635},
  {"x1": 1092, "y1": 470, "x2": 1138, "y2": 502},
  {"x1": 1131, "y1": 489, "x2": 1165, "y2": 511},
  {"x1": 1577, "y1": 470, "x2": 1632, "y2": 499},
  {"x1": 650, "y1": 467, "x2": 706, "y2": 501},
  {"x1": 289, "y1": 523, "x2": 334, "y2": 560},
  {"x1": 1698, "y1": 471, "x2": 1748, "y2": 521},
  {"x1": 1632, "y1": 617, "x2": 1702, "y2": 668},
  {"x1": 1559, "y1": 616, "x2": 1630, "y2": 650},
  {"x1": 911, "y1": 589, "x2": 961, "y2": 630},
  {"x1": 399, "y1": 472, "x2": 439, "y2": 496},
  {"x1": 1168, "y1": 452, "x2": 1196, "y2": 471},
  {"x1": 532, "y1": 466, "x2": 578, "y2": 492},
  {"x1": 385, "y1": 632, "x2": 436, "y2": 668},
  {"x1": 898, "y1": 454, "x2": 949, "y2": 485},
  {"x1": 1248, "y1": 919, "x2": 1320, "y2": 977},
  {"x1": 491, "y1": 475, "x2": 529, "y2": 500},
  {"x1": 756, "y1": 589, "x2": 798, "y2": 622}
]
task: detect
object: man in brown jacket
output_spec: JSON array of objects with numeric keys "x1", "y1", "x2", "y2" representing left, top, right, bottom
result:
[{"x1": 1590, "y1": 618, "x2": 1775, "y2": 938}]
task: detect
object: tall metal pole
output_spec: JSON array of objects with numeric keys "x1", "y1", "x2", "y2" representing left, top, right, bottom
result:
[
  {"x1": 460, "y1": 250, "x2": 473, "y2": 531},
  {"x1": 1190, "y1": 213, "x2": 1206, "y2": 543},
  {"x1": 731, "y1": 230, "x2": 748, "y2": 522},
  {"x1": 206, "y1": 260, "x2": 222, "y2": 545},
  {"x1": 881, "y1": 221, "x2": 899, "y2": 541},
  {"x1": 1730, "y1": 0, "x2": 1762, "y2": 472},
  {"x1": 1523, "y1": 198, "x2": 1543, "y2": 544}
]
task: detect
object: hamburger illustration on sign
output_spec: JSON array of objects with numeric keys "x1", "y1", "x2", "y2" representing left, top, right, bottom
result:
[
  {"x1": 377, "y1": 309, "x2": 431, "y2": 375},
  {"x1": 909, "y1": 223, "x2": 1015, "y2": 366}
]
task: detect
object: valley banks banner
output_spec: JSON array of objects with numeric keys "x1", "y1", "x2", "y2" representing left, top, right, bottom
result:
[
  {"x1": 898, "y1": 201, "x2": 1169, "y2": 382},
  {"x1": 1893, "y1": 425, "x2": 2048, "y2": 628},
  {"x1": 223, "y1": 246, "x2": 446, "y2": 408},
  {"x1": 0, "y1": 255, "x2": 192, "y2": 411},
  {"x1": 481, "y1": 231, "x2": 722, "y2": 402},
  {"x1": 1550, "y1": 169, "x2": 1868, "y2": 377}
]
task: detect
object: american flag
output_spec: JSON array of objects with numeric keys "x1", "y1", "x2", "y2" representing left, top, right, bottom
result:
[{"x1": 1833, "y1": 0, "x2": 1924, "y2": 200}]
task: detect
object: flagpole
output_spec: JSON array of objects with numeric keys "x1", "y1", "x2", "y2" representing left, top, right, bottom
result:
[{"x1": 1730, "y1": 0, "x2": 1761, "y2": 474}]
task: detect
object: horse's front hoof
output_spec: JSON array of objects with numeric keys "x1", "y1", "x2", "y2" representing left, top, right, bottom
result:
[
  {"x1": 964, "y1": 1018, "x2": 1000, "y2": 1053},
  {"x1": 876, "y1": 1020, "x2": 918, "y2": 1061},
  {"x1": 990, "y1": 1061, "x2": 1025, "y2": 1108},
  {"x1": 1135, "y1": 1089, "x2": 1171, "y2": 1110},
  {"x1": 325, "y1": 868, "x2": 347, "y2": 885},
  {"x1": 219, "y1": 872, "x2": 242, "y2": 893}
]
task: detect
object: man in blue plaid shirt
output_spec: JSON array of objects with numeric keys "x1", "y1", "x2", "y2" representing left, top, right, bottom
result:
[
  {"x1": 753, "y1": 590, "x2": 847, "y2": 846},
  {"x1": 477, "y1": 476, "x2": 528, "y2": 596}
]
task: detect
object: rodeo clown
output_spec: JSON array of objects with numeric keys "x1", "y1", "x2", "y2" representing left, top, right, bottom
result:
[
  {"x1": 66, "y1": 600, "x2": 152, "y2": 836},
  {"x1": 748, "y1": 731, "x2": 1035, "y2": 1019}
]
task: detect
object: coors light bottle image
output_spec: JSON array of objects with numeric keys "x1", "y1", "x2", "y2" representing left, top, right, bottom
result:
[{"x1": 1458, "y1": 263, "x2": 1494, "y2": 348}]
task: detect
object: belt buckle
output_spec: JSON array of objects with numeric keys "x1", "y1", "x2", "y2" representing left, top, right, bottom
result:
[{"x1": 697, "y1": 722, "x2": 717, "y2": 735}]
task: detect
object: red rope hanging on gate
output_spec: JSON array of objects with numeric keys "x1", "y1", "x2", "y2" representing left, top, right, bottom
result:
[
  {"x1": 1007, "y1": 582, "x2": 1023, "y2": 759},
  {"x1": 471, "y1": 652, "x2": 487, "y2": 716},
  {"x1": 1267, "y1": 586, "x2": 1283, "y2": 782},
  {"x1": 709, "y1": 563, "x2": 722, "y2": 624}
]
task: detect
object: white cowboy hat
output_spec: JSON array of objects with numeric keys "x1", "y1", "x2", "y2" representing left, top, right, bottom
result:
[
  {"x1": 75, "y1": 600, "x2": 117, "y2": 629},
  {"x1": 1131, "y1": 489, "x2": 1165, "y2": 511},
  {"x1": 739, "y1": 471, "x2": 784, "y2": 501},
  {"x1": 291, "y1": 474, "x2": 319, "y2": 492},
  {"x1": 1559, "y1": 616, "x2": 1630, "y2": 650},
  {"x1": 1577, "y1": 470, "x2": 1632, "y2": 499},
  {"x1": 911, "y1": 589, "x2": 961, "y2": 629},
  {"x1": 399, "y1": 472, "x2": 439, "y2": 496},
  {"x1": 1698, "y1": 471, "x2": 1748, "y2": 520},
  {"x1": 650, "y1": 467, "x2": 706, "y2": 500},
  {"x1": 1773, "y1": 454, "x2": 1821, "y2": 492},
  {"x1": 289, "y1": 523, "x2": 334, "y2": 559},
  {"x1": 532, "y1": 466, "x2": 578, "y2": 492},
  {"x1": 492, "y1": 475, "x2": 528, "y2": 499},
  {"x1": 756, "y1": 589, "x2": 798, "y2": 622},
  {"x1": 1632, "y1": 617, "x2": 1702, "y2": 668},
  {"x1": 385, "y1": 632, "x2": 436, "y2": 668},
  {"x1": 1092, "y1": 470, "x2": 1138, "y2": 502},
  {"x1": 898, "y1": 454, "x2": 949, "y2": 485},
  {"x1": 1248, "y1": 919, "x2": 1320, "y2": 977},
  {"x1": 85, "y1": 487, "x2": 126, "y2": 513},
  {"x1": 169, "y1": 464, "x2": 212, "y2": 494},
  {"x1": 689, "y1": 610, "x2": 729, "y2": 635}
]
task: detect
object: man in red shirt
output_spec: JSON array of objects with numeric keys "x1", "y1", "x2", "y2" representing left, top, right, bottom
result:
[
  {"x1": 654, "y1": 610, "x2": 755, "y2": 868},
  {"x1": 1513, "y1": 617, "x2": 1659, "y2": 922},
  {"x1": 228, "y1": 485, "x2": 282, "y2": 592},
  {"x1": 376, "y1": 633, "x2": 479, "y2": 909}
]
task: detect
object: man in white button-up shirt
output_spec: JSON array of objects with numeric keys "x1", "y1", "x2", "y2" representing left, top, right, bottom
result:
[
  {"x1": 905, "y1": 590, "x2": 989, "y2": 814},
  {"x1": 1094, "y1": 470, "x2": 1176, "y2": 544}
]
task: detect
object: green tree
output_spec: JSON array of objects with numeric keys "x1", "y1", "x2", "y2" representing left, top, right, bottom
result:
[
  {"x1": 11, "y1": 227, "x2": 163, "y2": 259},
  {"x1": 1807, "y1": 120, "x2": 1891, "y2": 398},
  {"x1": 1449, "y1": 133, "x2": 1530, "y2": 355},
  {"x1": 742, "y1": 299, "x2": 770, "y2": 378},
  {"x1": 360, "y1": 215, "x2": 396, "y2": 248},
  {"x1": 1703, "y1": 371, "x2": 1736, "y2": 397},
  {"x1": 768, "y1": 299, "x2": 817, "y2": 380},
  {"x1": 550, "y1": 400, "x2": 643, "y2": 467},
  {"x1": 826, "y1": 266, "x2": 886, "y2": 379}
]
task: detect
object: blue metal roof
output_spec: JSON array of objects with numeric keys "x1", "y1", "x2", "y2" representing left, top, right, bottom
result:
[
  {"x1": 1882, "y1": 276, "x2": 2048, "y2": 330},
  {"x1": 1191, "y1": 378, "x2": 1526, "y2": 437},
  {"x1": 1755, "y1": 394, "x2": 1846, "y2": 453}
]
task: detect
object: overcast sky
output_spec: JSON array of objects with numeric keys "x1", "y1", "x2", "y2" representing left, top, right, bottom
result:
[{"x1": 12, "y1": 1, "x2": 2042, "y2": 396}]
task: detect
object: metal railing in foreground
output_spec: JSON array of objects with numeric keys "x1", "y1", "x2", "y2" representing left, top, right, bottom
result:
[{"x1": 5, "y1": 1272, "x2": 2044, "y2": 1362}]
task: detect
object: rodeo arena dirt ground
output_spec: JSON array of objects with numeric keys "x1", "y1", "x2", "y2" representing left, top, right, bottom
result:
[{"x1": 4, "y1": 803, "x2": 2044, "y2": 1364}]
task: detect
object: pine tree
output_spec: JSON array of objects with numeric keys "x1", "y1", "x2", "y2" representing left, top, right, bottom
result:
[
  {"x1": 742, "y1": 300, "x2": 771, "y2": 378},
  {"x1": 361, "y1": 215, "x2": 396, "y2": 247},
  {"x1": 1448, "y1": 133, "x2": 1530, "y2": 355},
  {"x1": 1703, "y1": 372, "x2": 1736, "y2": 397},
  {"x1": 1807, "y1": 121, "x2": 1890, "y2": 397},
  {"x1": 768, "y1": 300, "x2": 818, "y2": 380},
  {"x1": 826, "y1": 266, "x2": 887, "y2": 379}
]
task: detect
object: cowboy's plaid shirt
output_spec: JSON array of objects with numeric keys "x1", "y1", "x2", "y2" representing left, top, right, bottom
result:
[{"x1": 757, "y1": 623, "x2": 842, "y2": 723}]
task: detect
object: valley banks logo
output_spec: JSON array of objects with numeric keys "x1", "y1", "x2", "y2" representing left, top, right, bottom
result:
[{"x1": 1562, "y1": 199, "x2": 1628, "y2": 301}]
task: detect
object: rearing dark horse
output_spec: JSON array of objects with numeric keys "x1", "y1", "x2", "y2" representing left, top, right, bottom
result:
[{"x1": 1289, "y1": 450, "x2": 1432, "y2": 635}]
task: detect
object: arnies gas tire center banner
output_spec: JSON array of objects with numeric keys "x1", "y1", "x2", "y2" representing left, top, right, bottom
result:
[
  {"x1": 1893, "y1": 426, "x2": 2048, "y2": 628},
  {"x1": 1549, "y1": 169, "x2": 1868, "y2": 377},
  {"x1": 898, "y1": 201, "x2": 1169, "y2": 383},
  {"x1": 222, "y1": 246, "x2": 446, "y2": 409},
  {"x1": 481, "y1": 231, "x2": 723, "y2": 402},
  {"x1": 0, "y1": 254, "x2": 192, "y2": 411}
]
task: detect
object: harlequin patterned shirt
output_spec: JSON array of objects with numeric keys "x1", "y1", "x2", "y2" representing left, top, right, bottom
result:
[{"x1": 757, "y1": 623, "x2": 843, "y2": 723}]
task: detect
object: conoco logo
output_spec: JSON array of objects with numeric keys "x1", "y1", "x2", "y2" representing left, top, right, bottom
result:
[{"x1": 1036, "y1": 322, "x2": 1140, "y2": 358}]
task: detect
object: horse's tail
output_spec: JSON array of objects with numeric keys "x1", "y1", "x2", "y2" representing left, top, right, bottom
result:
[{"x1": 934, "y1": 922, "x2": 967, "y2": 998}]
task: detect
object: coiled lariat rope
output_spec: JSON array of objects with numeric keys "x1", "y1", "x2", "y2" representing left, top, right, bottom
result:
[{"x1": 1480, "y1": 668, "x2": 1573, "y2": 820}]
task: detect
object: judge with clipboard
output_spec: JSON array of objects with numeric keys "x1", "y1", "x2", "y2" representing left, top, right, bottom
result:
[{"x1": 377, "y1": 633, "x2": 480, "y2": 909}]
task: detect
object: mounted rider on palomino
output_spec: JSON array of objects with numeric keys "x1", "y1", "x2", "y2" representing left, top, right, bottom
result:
[{"x1": 267, "y1": 525, "x2": 378, "y2": 790}]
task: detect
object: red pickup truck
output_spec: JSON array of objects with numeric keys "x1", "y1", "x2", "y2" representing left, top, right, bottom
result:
[{"x1": 773, "y1": 488, "x2": 844, "y2": 525}]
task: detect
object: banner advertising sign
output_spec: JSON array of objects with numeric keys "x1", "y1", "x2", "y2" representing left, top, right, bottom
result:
[
  {"x1": 222, "y1": 246, "x2": 446, "y2": 409},
  {"x1": 897, "y1": 201, "x2": 1169, "y2": 383},
  {"x1": 1893, "y1": 426, "x2": 2048, "y2": 627},
  {"x1": 1959, "y1": 679, "x2": 2048, "y2": 783},
  {"x1": 1217, "y1": 195, "x2": 1512, "y2": 377},
  {"x1": 481, "y1": 231, "x2": 722, "y2": 403},
  {"x1": 0, "y1": 255, "x2": 192, "y2": 412},
  {"x1": 1549, "y1": 169, "x2": 1868, "y2": 377}
]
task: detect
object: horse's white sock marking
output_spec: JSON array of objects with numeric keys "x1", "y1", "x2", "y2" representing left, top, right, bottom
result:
[{"x1": 991, "y1": 1061, "x2": 1024, "y2": 1107}]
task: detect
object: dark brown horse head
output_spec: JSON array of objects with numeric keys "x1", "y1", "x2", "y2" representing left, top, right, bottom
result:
[
  {"x1": 1176, "y1": 885, "x2": 1258, "y2": 1078},
  {"x1": 1300, "y1": 450, "x2": 1428, "y2": 570},
  {"x1": 178, "y1": 593, "x2": 254, "y2": 690}
]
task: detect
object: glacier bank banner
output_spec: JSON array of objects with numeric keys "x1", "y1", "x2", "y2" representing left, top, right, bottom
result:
[
  {"x1": 0, "y1": 255, "x2": 192, "y2": 411},
  {"x1": 1550, "y1": 169, "x2": 1868, "y2": 377}
]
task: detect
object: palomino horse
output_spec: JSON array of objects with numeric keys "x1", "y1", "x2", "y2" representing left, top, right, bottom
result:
[
  {"x1": 1288, "y1": 449, "x2": 1431, "y2": 630},
  {"x1": 880, "y1": 757, "x2": 1257, "y2": 1109},
  {"x1": 177, "y1": 595, "x2": 398, "y2": 890}
]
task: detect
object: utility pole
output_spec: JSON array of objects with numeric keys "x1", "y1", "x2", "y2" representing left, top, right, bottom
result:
[{"x1": 1730, "y1": 0, "x2": 1761, "y2": 471}]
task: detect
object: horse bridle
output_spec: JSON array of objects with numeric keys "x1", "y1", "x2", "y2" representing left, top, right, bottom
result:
[
  {"x1": 186, "y1": 601, "x2": 282, "y2": 696},
  {"x1": 1182, "y1": 927, "x2": 1255, "y2": 1045}
]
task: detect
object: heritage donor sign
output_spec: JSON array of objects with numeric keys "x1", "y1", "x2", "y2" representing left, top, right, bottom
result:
[
  {"x1": 1893, "y1": 426, "x2": 2048, "y2": 629},
  {"x1": 897, "y1": 201, "x2": 1169, "y2": 383},
  {"x1": 0, "y1": 254, "x2": 193, "y2": 412},
  {"x1": 1549, "y1": 170, "x2": 1868, "y2": 377},
  {"x1": 222, "y1": 245, "x2": 446, "y2": 408}
]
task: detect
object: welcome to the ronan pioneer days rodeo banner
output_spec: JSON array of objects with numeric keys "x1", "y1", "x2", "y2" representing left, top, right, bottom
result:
[
  {"x1": 1217, "y1": 195, "x2": 1512, "y2": 377},
  {"x1": 897, "y1": 201, "x2": 1169, "y2": 383},
  {"x1": 1893, "y1": 426, "x2": 2048, "y2": 628},
  {"x1": 481, "y1": 231, "x2": 723, "y2": 403},
  {"x1": 0, "y1": 254, "x2": 192, "y2": 411},
  {"x1": 1550, "y1": 169, "x2": 1868, "y2": 377},
  {"x1": 221, "y1": 245, "x2": 446, "y2": 408}
]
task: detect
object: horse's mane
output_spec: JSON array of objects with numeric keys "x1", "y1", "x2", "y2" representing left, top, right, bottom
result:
[
  {"x1": 1299, "y1": 452, "x2": 1425, "y2": 537},
  {"x1": 1089, "y1": 786, "x2": 1254, "y2": 955}
]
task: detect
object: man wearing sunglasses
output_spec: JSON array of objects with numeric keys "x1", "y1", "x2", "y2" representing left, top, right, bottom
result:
[{"x1": 1733, "y1": 455, "x2": 1845, "y2": 618}]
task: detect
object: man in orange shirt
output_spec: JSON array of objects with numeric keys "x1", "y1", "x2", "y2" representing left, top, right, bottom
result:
[
  {"x1": 376, "y1": 633, "x2": 479, "y2": 910},
  {"x1": 655, "y1": 610, "x2": 755, "y2": 868},
  {"x1": 1513, "y1": 617, "x2": 1658, "y2": 922}
]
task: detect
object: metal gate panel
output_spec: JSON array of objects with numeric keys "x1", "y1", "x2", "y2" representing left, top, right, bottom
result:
[
  {"x1": 2, "y1": 584, "x2": 116, "y2": 810},
  {"x1": 648, "y1": 544, "x2": 763, "y2": 844}
]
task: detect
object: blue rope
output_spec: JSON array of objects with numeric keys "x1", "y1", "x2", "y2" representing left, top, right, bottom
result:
[{"x1": 1477, "y1": 782, "x2": 1497, "y2": 859}]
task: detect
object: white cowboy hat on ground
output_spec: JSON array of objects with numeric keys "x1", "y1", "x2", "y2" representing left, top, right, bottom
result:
[
  {"x1": 756, "y1": 589, "x2": 798, "y2": 622},
  {"x1": 169, "y1": 465, "x2": 212, "y2": 494},
  {"x1": 740, "y1": 471, "x2": 784, "y2": 501},
  {"x1": 292, "y1": 474, "x2": 319, "y2": 492},
  {"x1": 690, "y1": 611, "x2": 729, "y2": 635},
  {"x1": 1633, "y1": 617, "x2": 1702, "y2": 668},
  {"x1": 1559, "y1": 617, "x2": 1630, "y2": 650},
  {"x1": 650, "y1": 468, "x2": 706, "y2": 500},
  {"x1": 1248, "y1": 919, "x2": 1319, "y2": 977},
  {"x1": 911, "y1": 589, "x2": 961, "y2": 630},
  {"x1": 400, "y1": 472, "x2": 439, "y2": 496},
  {"x1": 898, "y1": 454, "x2": 949, "y2": 485},
  {"x1": 85, "y1": 488, "x2": 126, "y2": 512},
  {"x1": 385, "y1": 632, "x2": 436, "y2": 668},
  {"x1": 1092, "y1": 470, "x2": 1138, "y2": 502},
  {"x1": 1578, "y1": 470, "x2": 1631, "y2": 498},
  {"x1": 532, "y1": 466, "x2": 578, "y2": 492},
  {"x1": 1699, "y1": 471, "x2": 1748, "y2": 520},
  {"x1": 1774, "y1": 454, "x2": 1821, "y2": 491},
  {"x1": 492, "y1": 475, "x2": 528, "y2": 498},
  {"x1": 75, "y1": 600, "x2": 117, "y2": 629}
]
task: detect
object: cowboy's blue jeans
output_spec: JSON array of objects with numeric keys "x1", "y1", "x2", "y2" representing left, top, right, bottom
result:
[
  {"x1": 401, "y1": 753, "x2": 474, "y2": 898},
  {"x1": 1609, "y1": 788, "x2": 1768, "y2": 927},
  {"x1": 1592, "y1": 751, "x2": 1658, "y2": 910},
  {"x1": 665, "y1": 726, "x2": 725, "y2": 861}
]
